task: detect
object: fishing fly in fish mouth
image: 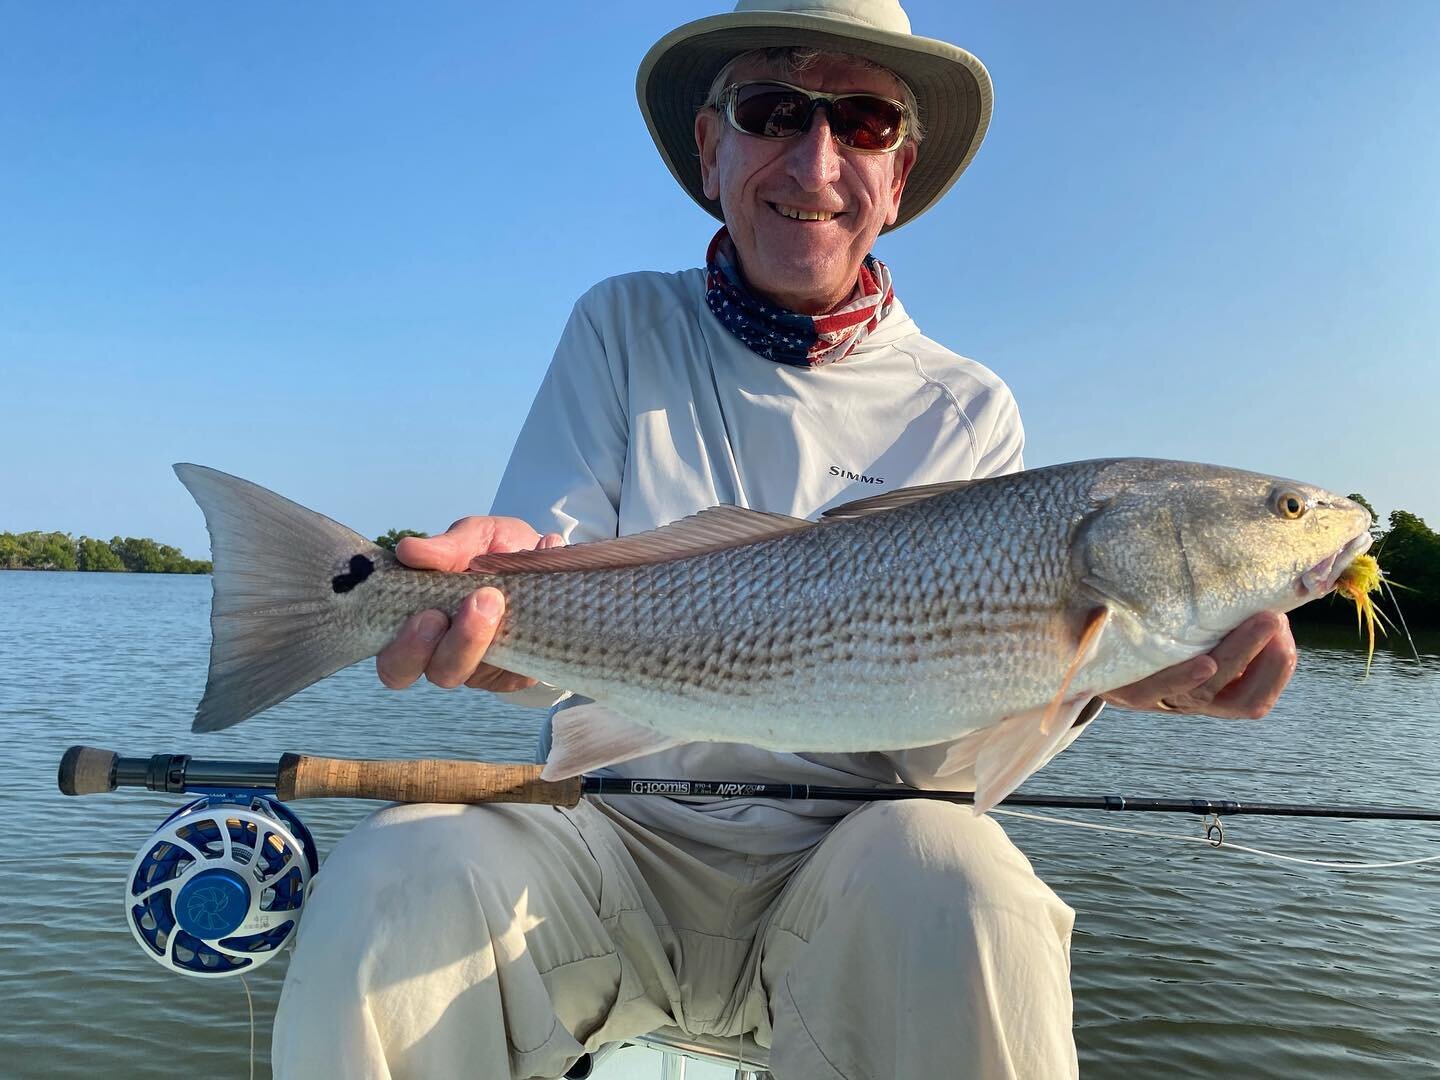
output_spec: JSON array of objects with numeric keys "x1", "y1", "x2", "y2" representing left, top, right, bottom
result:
[{"x1": 182, "y1": 3, "x2": 1386, "y2": 1077}]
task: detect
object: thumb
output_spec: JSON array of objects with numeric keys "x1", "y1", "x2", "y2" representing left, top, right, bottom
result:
[{"x1": 395, "y1": 518, "x2": 500, "y2": 572}]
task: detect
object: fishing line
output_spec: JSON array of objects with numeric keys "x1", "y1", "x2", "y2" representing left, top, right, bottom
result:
[
  {"x1": 240, "y1": 973, "x2": 256, "y2": 1080},
  {"x1": 1376, "y1": 569, "x2": 1440, "y2": 728},
  {"x1": 1379, "y1": 570, "x2": 1436, "y2": 675},
  {"x1": 994, "y1": 808, "x2": 1440, "y2": 870},
  {"x1": 1380, "y1": 572, "x2": 1419, "y2": 659},
  {"x1": 734, "y1": 968, "x2": 747, "y2": 1077},
  {"x1": 0, "y1": 853, "x2": 130, "y2": 864}
]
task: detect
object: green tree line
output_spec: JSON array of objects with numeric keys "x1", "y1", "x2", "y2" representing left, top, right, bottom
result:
[
  {"x1": 375, "y1": 528, "x2": 428, "y2": 551},
  {"x1": 0, "y1": 531, "x2": 212, "y2": 574},
  {"x1": 1290, "y1": 495, "x2": 1440, "y2": 629},
  {"x1": 1, "y1": 524, "x2": 433, "y2": 571}
]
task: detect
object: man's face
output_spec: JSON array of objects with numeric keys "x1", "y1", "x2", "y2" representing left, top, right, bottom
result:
[{"x1": 695, "y1": 53, "x2": 918, "y2": 315}]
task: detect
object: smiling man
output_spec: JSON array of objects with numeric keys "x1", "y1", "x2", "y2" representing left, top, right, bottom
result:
[
  {"x1": 272, "y1": 2, "x2": 1297, "y2": 1077},
  {"x1": 696, "y1": 54, "x2": 915, "y2": 316}
]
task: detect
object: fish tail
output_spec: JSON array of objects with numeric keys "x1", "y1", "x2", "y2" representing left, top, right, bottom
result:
[{"x1": 174, "y1": 463, "x2": 391, "y2": 733}]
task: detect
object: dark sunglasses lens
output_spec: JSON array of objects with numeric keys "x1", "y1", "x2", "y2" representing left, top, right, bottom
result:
[
  {"x1": 732, "y1": 86, "x2": 812, "y2": 138},
  {"x1": 831, "y1": 96, "x2": 905, "y2": 150},
  {"x1": 730, "y1": 84, "x2": 905, "y2": 150}
]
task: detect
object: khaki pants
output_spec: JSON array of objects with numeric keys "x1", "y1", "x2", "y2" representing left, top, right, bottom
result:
[{"x1": 272, "y1": 798, "x2": 1076, "y2": 1079}]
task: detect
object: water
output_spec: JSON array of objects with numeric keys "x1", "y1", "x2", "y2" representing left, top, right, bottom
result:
[{"x1": 2, "y1": 572, "x2": 1438, "y2": 1078}]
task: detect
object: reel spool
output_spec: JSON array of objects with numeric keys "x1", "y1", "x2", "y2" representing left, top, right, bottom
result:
[{"x1": 126, "y1": 792, "x2": 318, "y2": 978}]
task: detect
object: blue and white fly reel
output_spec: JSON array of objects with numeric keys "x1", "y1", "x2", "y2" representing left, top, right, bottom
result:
[{"x1": 126, "y1": 792, "x2": 318, "y2": 978}]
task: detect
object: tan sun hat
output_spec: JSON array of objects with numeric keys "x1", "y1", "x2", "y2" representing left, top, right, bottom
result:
[{"x1": 636, "y1": 0, "x2": 994, "y2": 233}]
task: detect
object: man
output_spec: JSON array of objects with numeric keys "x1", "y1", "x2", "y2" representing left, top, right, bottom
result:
[{"x1": 273, "y1": 2, "x2": 1297, "y2": 1076}]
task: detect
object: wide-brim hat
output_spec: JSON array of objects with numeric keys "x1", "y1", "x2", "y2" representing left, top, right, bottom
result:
[{"x1": 636, "y1": 0, "x2": 994, "y2": 234}]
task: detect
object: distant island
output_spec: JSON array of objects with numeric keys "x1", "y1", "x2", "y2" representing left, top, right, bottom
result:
[
  {"x1": 1, "y1": 532, "x2": 211, "y2": 574},
  {"x1": 5, "y1": 499, "x2": 1434, "y2": 630},
  {"x1": 0, "y1": 527, "x2": 435, "y2": 574}
]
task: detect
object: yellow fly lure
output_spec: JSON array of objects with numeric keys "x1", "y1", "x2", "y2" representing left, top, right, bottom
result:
[{"x1": 1333, "y1": 553, "x2": 1392, "y2": 675}]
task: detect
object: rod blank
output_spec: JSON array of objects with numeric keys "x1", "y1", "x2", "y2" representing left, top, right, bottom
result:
[{"x1": 56, "y1": 746, "x2": 1440, "y2": 822}]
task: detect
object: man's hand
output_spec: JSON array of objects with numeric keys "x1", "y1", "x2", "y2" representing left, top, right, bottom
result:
[
  {"x1": 375, "y1": 516, "x2": 564, "y2": 693},
  {"x1": 1100, "y1": 611, "x2": 1297, "y2": 719}
]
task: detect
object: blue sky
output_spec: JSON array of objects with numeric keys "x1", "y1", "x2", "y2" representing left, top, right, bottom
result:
[{"x1": 3, "y1": 1, "x2": 1437, "y2": 558}]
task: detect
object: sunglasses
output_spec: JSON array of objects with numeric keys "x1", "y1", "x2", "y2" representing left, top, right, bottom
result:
[{"x1": 715, "y1": 80, "x2": 911, "y2": 154}]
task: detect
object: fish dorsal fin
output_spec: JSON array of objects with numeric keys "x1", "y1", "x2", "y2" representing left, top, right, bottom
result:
[
  {"x1": 469, "y1": 506, "x2": 814, "y2": 575},
  {"x1": 820, "y1": 478, "x2": 985, "y2": 522}
]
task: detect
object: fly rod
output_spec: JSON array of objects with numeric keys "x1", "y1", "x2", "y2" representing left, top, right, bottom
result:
[{"x1": 58, "y1": 745, "x2": 1440, "y2": 822}]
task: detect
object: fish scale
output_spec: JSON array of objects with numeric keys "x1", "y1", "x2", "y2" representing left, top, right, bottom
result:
[
  {"x1": 469, "y1": 463, "x2": 1116, "y2": 747},
  {"x1": 173, "y1": 457, "x2": 1371, "y2": 811}
]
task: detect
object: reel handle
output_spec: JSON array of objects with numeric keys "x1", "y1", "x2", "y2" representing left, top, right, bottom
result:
[{"x1": 276, "y1": 754, "x2": 583, "y2": 807}]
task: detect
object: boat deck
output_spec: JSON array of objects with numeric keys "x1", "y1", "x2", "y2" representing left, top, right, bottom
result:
[{"x1": 593, "y1": 1043, "x2": 759, "y2": 1078}]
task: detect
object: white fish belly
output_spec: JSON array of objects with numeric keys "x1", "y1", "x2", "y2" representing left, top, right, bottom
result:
[{"x1": 494, "y1": 618, "x2": 1087, "y2": 753}]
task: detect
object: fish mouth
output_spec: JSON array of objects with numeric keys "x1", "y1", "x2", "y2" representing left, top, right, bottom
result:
[{"x1": 1299, "y1": 530, "x2": 1373, "y2": 598}]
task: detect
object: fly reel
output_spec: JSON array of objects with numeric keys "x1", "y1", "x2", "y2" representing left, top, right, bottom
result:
[{"x1": 126, "y1": 792, "x2": 318, "y2": 978}]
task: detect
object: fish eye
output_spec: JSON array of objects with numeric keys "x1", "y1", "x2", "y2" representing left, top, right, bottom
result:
[{"x1": 1272, "y1": 490, "x2": 1308, "y2": 519}]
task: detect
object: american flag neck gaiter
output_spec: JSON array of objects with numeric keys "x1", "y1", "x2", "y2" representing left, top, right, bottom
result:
[{"x1": 703, "y1": 227, "x2": 896, "y2": 367}]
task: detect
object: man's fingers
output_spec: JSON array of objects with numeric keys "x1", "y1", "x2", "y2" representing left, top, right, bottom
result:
[
  {"x1": 376, "y1": 594, "x2": 534, "y2": 693},
  {"x1": 395, "y1": 521, "x2": 497, "y2": 572},
  {"x1": 376, "y1": 610, "x2": 449, "y2": 689},
  {"x1": 464, "y1": 664, "x2": 539, "y2": 693},
  {"x1": 1159, "y1": 613, "x2": 1296, "y2": 718},
  {"x1": 425, "y1": 588, "x2": 504, "y2": 689},
  {"x1": 1189, "y1": 611, "x2": 1283, "y2": 697},
  {"x1": 1166, "y1": 612, "x2": 1289, "y2": 714},
  {"x1": 1205, "y1": 620, "x2": 1298, "y2": 719},
  {"x1": 379, "y1": 519, "x2": 551, "y2": 694},
  {"x1": 1101, "y1": 655, "x2": 1215, "y2": 710},
  {"x1": 394, "y1": 516, "x2": 546, "y2": 572}
]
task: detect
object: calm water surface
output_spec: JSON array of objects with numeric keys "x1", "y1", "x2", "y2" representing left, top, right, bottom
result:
[{"x1": 2, "y1": 572, "x2": 1438, "y2": 1078}]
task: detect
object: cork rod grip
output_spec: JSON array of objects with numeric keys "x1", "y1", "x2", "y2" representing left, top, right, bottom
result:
[{"x1": 276, "y1": 754, "x2": 583, "y2": 807}]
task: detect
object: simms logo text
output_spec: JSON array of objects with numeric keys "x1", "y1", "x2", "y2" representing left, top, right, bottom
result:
[{"x1": 830, "y1": 466, "x2": 885, "y2": 485}]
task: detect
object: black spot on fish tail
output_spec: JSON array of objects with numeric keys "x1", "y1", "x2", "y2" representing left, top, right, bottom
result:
[{"x1": 331, "y1": 554, "x2": 375, "y2": 594}]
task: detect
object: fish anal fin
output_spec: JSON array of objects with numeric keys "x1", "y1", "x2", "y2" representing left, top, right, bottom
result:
[
  {"x1": 471, "y1": 506, "x2": 813, "y2": 575},
  {"x1": 973, "y1": 695, "x2": 1095, "y2": 815},
  {"x1": 1040, "y1": 606, "x2": 1110, "y2": 736},
  {"x1": 540, "y1": 703, "x2": 686, "y2": 780}
]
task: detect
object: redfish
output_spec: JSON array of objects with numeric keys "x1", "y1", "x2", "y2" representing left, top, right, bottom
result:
[{"x1": 175, "y1": 459, "x2": 1371, "y2": 813}]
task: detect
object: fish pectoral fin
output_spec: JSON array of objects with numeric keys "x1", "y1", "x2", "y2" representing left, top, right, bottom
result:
[
  {"x1": 918, "y1": 726, "x2": 992, "y2": 778},
  {"x1": 1040, "y1": 606, "x2": 1111, "y2": 736},
  {"x1": 541, "y1": 703, "x2": 687, "y2": 781},
  {"x1": 972, "y1": 694, "x2": 1096, "y2": 815}
]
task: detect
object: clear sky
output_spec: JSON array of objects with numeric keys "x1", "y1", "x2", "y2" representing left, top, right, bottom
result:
[{"x1": 3, "y1": 1, "x2": 1437, "y2": 558}]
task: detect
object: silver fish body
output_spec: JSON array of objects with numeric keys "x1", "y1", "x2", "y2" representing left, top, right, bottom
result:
[{"x1": 175, "y1": 458, "x2": 1370, "y2": 811}]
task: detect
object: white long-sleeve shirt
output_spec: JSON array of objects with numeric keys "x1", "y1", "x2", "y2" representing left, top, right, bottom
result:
[{"x1": 490, "y1": 268, "x2": 1080, "y2": 853}]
